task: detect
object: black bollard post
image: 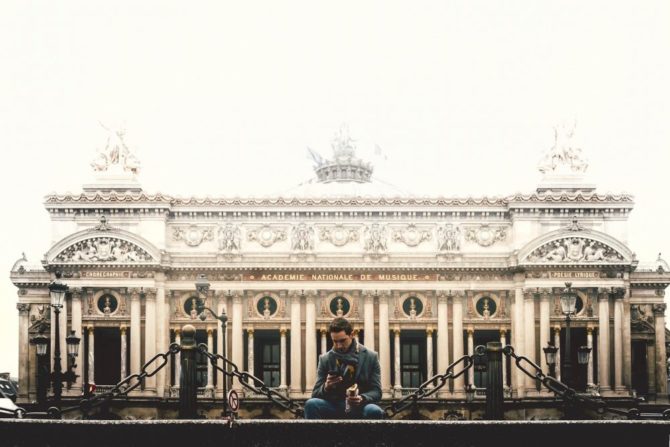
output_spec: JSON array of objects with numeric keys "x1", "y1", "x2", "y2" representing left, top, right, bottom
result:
[
  {"x1": 485, "y1": 341, "x2": 504, "y2": 420},
  {"x1": 179, "y1": 324, "x2": 198, "y2": 419}
]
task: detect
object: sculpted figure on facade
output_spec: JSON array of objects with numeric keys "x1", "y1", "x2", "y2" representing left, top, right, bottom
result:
[
  {"x1": 91, "y1": 124, "x2": 141, "y2": 175},
  {"x1": 247, "y1": 225, "x2": 287, "y2": 248},
  {"x1": 538, "y1": 121, "x2": 589, "y2": 175},
  {"x1": 364, "y1": 223, "x2": 388, "y2": 254},
  {"x1": 393, "y1": 224, "x2": 431, "y2": 247},
  {"x1": 54, "y1": 237, "x2": 153, "y2": 263},
  {"x1": 217, "y1": 223, "x2": 242, "y2": 252},
  {"x1": 173, "y1": 225, "x2": 214, "y2": 247},
  {"x1": 319, "y1": 225, "x2": 359, "y2": 247},
  {"x1": 526, "y1": 237, "x2": 624, "y2": 263},
  {"x1": 437, "y1": 224, "x2": 461, "y2": 251},
  {"x1": 464, "y1": 224, "x2": 506, "y2": 247},
  {"x1": 291, "y1": 223, "x2": 315, "y2": 251}
]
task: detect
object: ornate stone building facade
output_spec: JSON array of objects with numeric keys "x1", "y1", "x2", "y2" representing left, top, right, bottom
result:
[{"x1": 10, "y1": 125, "x2": 670, "y2": 418}]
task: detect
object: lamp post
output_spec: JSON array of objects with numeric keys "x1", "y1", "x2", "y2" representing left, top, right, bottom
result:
[
  {"x1": 543, "y1": 344, "x2": 559, "y2": 379},
  {"x1": 559, "y1": 282, "x2": 578, "y2": 389},
  {"x1": 194, "y1": 274, "x2": 229, "y2": 417},
  {"x1": 33, "y1": 272, "x2": 81, "y2": 405}
]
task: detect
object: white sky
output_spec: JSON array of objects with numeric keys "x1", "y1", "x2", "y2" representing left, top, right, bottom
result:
[{"x1": 1, "y1": 0, "x2": 669, "y2": 377}]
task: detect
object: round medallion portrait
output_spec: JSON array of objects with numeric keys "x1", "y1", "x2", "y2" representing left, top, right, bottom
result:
[
  {"x1": 257, "y1": 296, "x2": 278, "y2": 317},
  {"x1": 329, "y1": 296, "x2": 350, "y2": 317},
  {"x1": 475, "y1": 297, "x2": 497, "y2": 318},
  {"x1": 97, "y1": 294, "x2": 118, "y2": 314},
  {"x1": 183, "y1": 297, "x2": 200, "y2": 317},
  {"x1": 402, "y1": 296, "x2": 423, "y2": 317}
]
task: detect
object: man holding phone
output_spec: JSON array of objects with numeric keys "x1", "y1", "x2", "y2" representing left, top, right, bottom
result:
[{"x1": 304, "y1": 317, "x2": 383, "y2": 419}]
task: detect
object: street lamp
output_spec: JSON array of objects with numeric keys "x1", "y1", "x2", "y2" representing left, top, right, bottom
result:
[
  {"x1": 559, "y1": 282, "x2": 578, "y2": 389},
  {"x1": 194, "y1": 274, "x2": 229, "y2": 417},
  {"x1": 542, "y1": 344, "x2": 559, "y2": 378}
]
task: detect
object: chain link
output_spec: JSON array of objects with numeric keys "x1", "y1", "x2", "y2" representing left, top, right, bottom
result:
[
  {"x1": 383, "y1": 355, "x2": 474, "y2": 419},
  {"x1": 17, "y1": 343, "x2": 180, "y2": 419},
  {"x1": 502, "y1": 345, "x2": 670, "y2": 420},
  {"x1": 197, "y1": 344, "x2": 304, "y2": 417}
]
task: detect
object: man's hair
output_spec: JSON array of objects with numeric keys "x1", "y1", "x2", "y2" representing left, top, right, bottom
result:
[{"x1": 329, "y1": 317, "x2": 353, "y2": 335}]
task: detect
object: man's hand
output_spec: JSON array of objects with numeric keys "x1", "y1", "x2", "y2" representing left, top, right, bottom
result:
[
  {"x1": 346, "y1": 395, "x2": 364, "y2": 407},
  {"x1": 324, "y1": 373, "x2": 343, "y2": 391}
]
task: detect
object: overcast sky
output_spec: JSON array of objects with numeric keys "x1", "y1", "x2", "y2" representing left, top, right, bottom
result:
[{"x1": 1, "y1": 1, "x2": 669, "y2": 377}]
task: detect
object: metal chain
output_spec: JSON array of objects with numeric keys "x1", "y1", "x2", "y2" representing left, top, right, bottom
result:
[
  {"x1": 16, "y1": 343, "x2": 181, "y2": 419},
  {"x1": 197, "y1": 344, "x2": 304, "y2": 417},
  {"x1": 502, "y1": 345, "x2": 670, "y2": 420},
  {"x1": 383, "y1": 355, "x2": 474, "y2": 419}
]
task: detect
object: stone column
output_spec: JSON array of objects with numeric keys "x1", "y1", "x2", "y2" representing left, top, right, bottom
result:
[
  {"x1": 647, "y1": 341, "x2": 657, "y2": 395},
  {"x1": 216, "y1": 293, "x2": 225, "y2": 395},
  {"x1": 426, "y1": 327, "x2": 434, "y2": 380},
  {"x1": 60, "y1": 292, "x2": 68, "y2": 377},
  {"x1": 539, "y1": 289, "x2": 550, "y2": 376},
  {"x1": 144, "y1": 288, "x2": 157, "y2": 392},
  {"x1": 597, "y1": 289, "x2": 611, "y2": 392},
  {"x1": 155, "y1": 278, "x2": 167, "y2": 398},
  {"x1": 305, "y1": 291, "x2": 317, "y2": 391},
  {"x1": 553, "y1": 326, "x2": 561, "y2": 381},
  {"x1": 613, "y1": 290, "x2": 625, "y2": 392},
  {"x1": 363, "y1": 292, "x2": 375, "y2": 351},
  {"x1": 247, "y1": 328, "x2": 255, "y2": 375},
  {"x1": 206, "y1": 328, "x2": 214, "y2": 393},
  {"x1": 280, "y1": 327, "x2": 288, "y2": 390},
  {"x1": 174, "y1": 329, "x2": 181, "y2": 388},
  {"x1": 622, "y1": 288, "x2": 632, "y2": 389},
  {"x1": 87, "y1": 326, "x2": 95, "y2": 385},
  {"x1": 436, "y1": 291, "x2": 449, "y2": 381},
  {"x1": 70, "y1": 289, "x2": 82, "y2": 393},
  {"x1": 16, "y1": 303, "x2": 30, "y2": 399},
  {"x1": 653, "y1": 304, "x2": 668, "y2": 397},
  {"x1": 378, "y1": 291, "x2": 391, "y2": 394},
  {"x1": 467, "y1": 327, "x2": 474, "y2": 386},
  {"x1": 320, "y1": 327, "x2": 327, "y2": 356},
  {"x1": 120, "y1": 326, "x2": 128, "y2": 379},
  {"x1": 586, "y1": 327, "x2": 594, "y2": 388},
  {"x1": 394, "y1": 328, "x2": 401, "y2": 391},
  {"x1": 500, "y1": 329, "x2": 507, "y2": 389},
  {"x1": 452, "y1": 292, "x2": 465, "y2": 394},
  {"x1": 524, "y1": 289, "x2": 536, "y2": 393},
  {"x1": 232, "y1": 291, "x2": 244, "y2": 391},
  {"x1": 512, "y1": 281, "x2": 525, "y2": 398},
  {"x1": 130, "y1": 289, "x2": 141, "y2": 381},
  {"x1": 290, "y1": 291, "x2": 302, "y2": 395}
]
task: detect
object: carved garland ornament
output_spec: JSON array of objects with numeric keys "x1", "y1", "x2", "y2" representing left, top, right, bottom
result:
[
  {"x1": 393, "y1": 224, "x2": 431, "y2": 247},
  {"x1": 247, "y1": 225, "x2": 287, "y2": 248},
  {"x1": 319, "y1": 225, "x2": 359, "y2": 247},
  {"x1": 172, "y1": 225, "x2": 215, "y2": 247},
  {"x1": 464, "y1": 225, "x2": 506, "y2": 247},
  {"x1": 54, "y1": 237, "x2": 154, "y2": 263},
  {"x1": 525, "y1": 237, "x2": 625, "y2": 263}
]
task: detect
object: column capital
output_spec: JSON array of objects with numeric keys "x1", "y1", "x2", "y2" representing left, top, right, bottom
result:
[
  {"x1": 539, "y1": 288, "x2": 552, "y2": 299},
  {"x1": 393, "y1": 327, "x2": 401, "y2": 336},
  {"x1": 304, "y1": 289, "x2": 317, "y2": 299},
  {"x1": 467, "y1": 327, "x2": 474, "y2": 336},
  {"x1": 70, "y1": 287, "x2": 83, "y2": 299},
  {"x1": 523, "y1": 288, "x2": 536, "y2": 299},
  {"x1": 436, "y1": 290, "x2": 449, "y2": 303},
  {"x1": 499, "y1": 328, "x2": 507, "y2": 337},
  {"x1": 553, "y1": 325, "x2": 561, "y2": 334},
  {"x1": 246, "y1": 327, "x2": 255, "y2": 336},
  {"x1": 363, "y1": 291, "x2": 375, "y2": 303},
  {"x1": 452, "y1": 290, "x2": 465, "y2": 300},
  {"x1": 129, "y1": 288, "x2": 141, "y2": 300},
  {"x1": 120, "y1": 326, "x2": 127, "y2": 335},
  {"x1": 207, "y1": 328, "x2": 214, "y2": 336},
  {"x1": 280, "y1": 327, "x2": 287, "y2": 335},
  {"x1": 426, "y1": 327, "x2": 434, "y2": 336},
  {"x1": 174, "y1": 328, "x2": 181, "y2": 336},
  {"x1": 288, "y1": 290, "x2": 302, "y2": 302},
  {"x1": 597, "y1": 288, "x2": 610, "y2": 299},
  {"x1": 320, "y1": 326, "x2": 327, "y2": 335},
  {"x1": 143, "y1": 288, "x2": 157, "y2": 300},
  {"x1": 653, "y1": 303, "x2": 667, "y2": 316},
  {"x1": 87, "y1": 326, "x2": 94, "y2": 334},
  {"x1": 16, "y1": 303, "x2": 30, "y2": 315},
  {"x1": 586, "y1": 326, "x2": 594, "y2": 334},
  {"x1": 612, "y1": 288, "x2": 626, "y2": 300}
]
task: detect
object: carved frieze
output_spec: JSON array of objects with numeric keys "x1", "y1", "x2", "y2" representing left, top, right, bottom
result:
[
  {"x1": 247, "y1": 225, "x2": 287, "y2": 248},
  {"x1": 218, "y1": 223, "x2": 242, "y2": 252},
  {"x1": 525, "y1": 237, "x2": 625, "y2": 263},
  {"x1": 364, "y1": 223, "x2": 388, "y2": 254},
  {"x1": 437, "y1": 224, "x2": 461, "y2": 251},
  {"x1": 464, "y1": 225, "x2": 506, "y2": 247},
  {"x1": 291, "y1": 223, "x2": 315, "y2": 251},
  {"x1": 392, "y1": 224, "x2": 431, "y2": 247},
  {"x1": 54, "y1": 237, "x2": 154, "y2": 263},
  {"x1": 172, "y1": 225, "x2": 215, "y2": 247},
  {"x1": 319, "y1": 225, "x2": 359, "y2": 247}
]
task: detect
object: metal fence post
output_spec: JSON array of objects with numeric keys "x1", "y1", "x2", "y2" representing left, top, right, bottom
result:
[
  {"x1": 178, "y1": 324, "x2": 198, "y2": 419},
  {"x1": 485, "y1": 341, "x2": 504, "y2": 420}
]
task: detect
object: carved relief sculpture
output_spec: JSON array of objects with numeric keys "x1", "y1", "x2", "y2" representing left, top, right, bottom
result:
[
  {"x1": 173, "y1": 225, "x2": 215, "y2": 247},
  {"x1": 247, "y1": 225, "x2": 287, "y2": 248},
  {"x1": 526, "y1": 238, "x2": 624, "y2": 263},
  {"x1": 54, "y1": 237, "x2": 153, "y2": 263},
  {"x1": 291, "y1": 223, "x2": 315, "y2": 251},
  {"x1": 393, "y1": 224, "x2": 431, "y2": 247},
  {"x1": 464, "y1": 225, "x2": 506, "y2": 247},
  {"x1": 364, "y1": 223, "x2": 388, "y2": 254},
  {"x1": 319, "y1": 225, "x2": 359, "y2": 247},
  {"x1": 90, "y1": 124, "x2": 141, "y2": 175},
  {"x1": 218, "y1": 223, "x2": 242, "y2": 252},
  {"x1": 437, "y1": 224, "x2": 461, "y2": 251}
]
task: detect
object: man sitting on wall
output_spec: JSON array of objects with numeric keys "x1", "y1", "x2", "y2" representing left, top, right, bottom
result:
[{"x1": 304, "y1": 317, "x2": 383, "y2": 419}]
